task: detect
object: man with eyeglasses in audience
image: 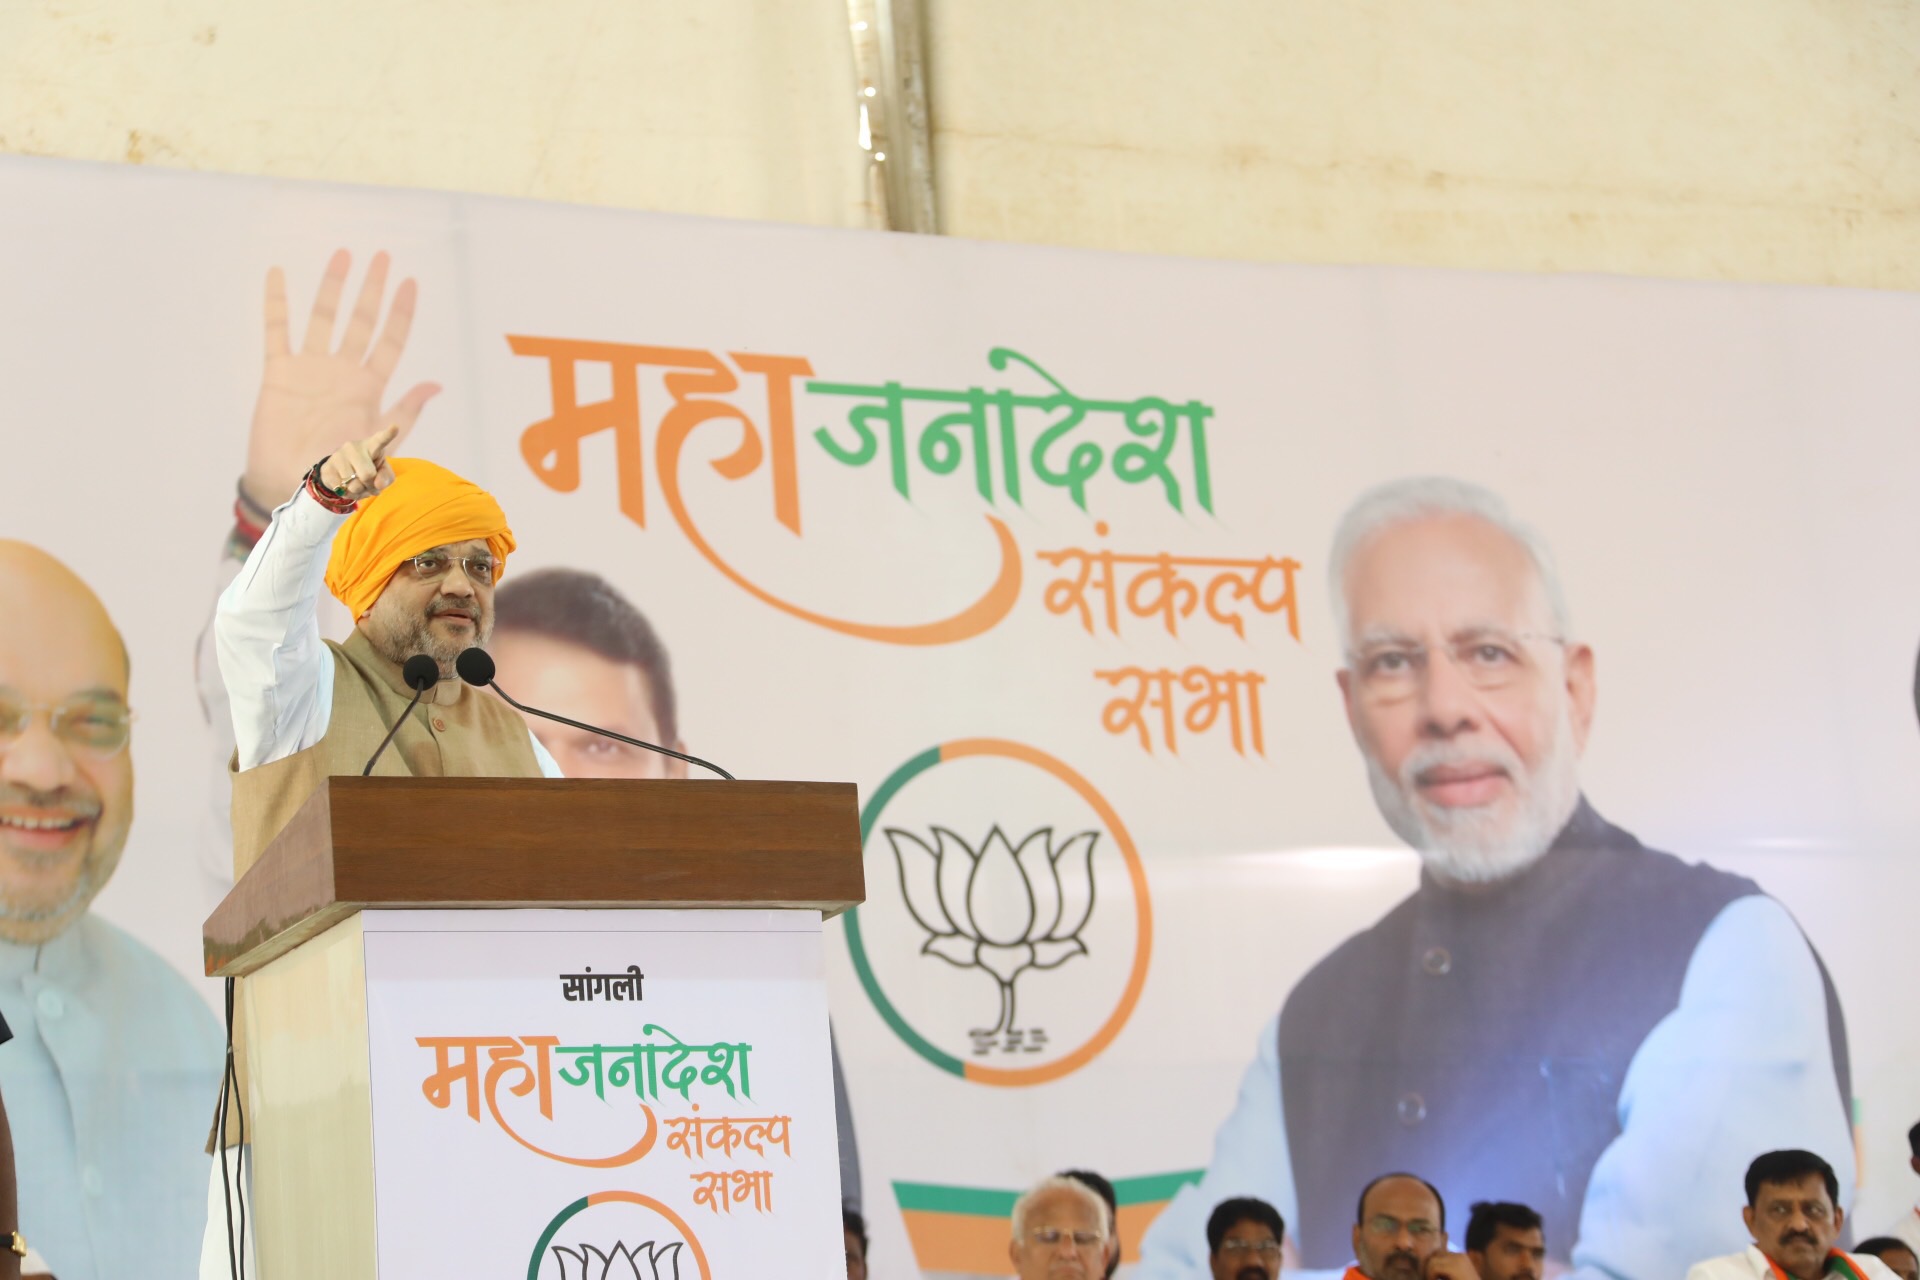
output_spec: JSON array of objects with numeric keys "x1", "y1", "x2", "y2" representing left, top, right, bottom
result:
[
  {"x1": 1349, "y1": 1172, "x2": 1478, "y2": 1280},
  {"x1": 1685, "y1": 1150, "x2": 1899, "y2": 1280},
  {"x1": 1464, "y1": 1202, "x2": 1545, "y2": 1280},
  {"x1": 1207, "y1": 1196, "x2": 1284, "y2": 1280},
  {"x1": 0, "y1": 542, "x2": 223, "y2": 1279},
  {"x1": 1010, "y1": 1175, "x2": 1111, "y2": 1280},
  {"x1": 1059, "y1": 1169, "x2": 1120, "y2": 1280}
]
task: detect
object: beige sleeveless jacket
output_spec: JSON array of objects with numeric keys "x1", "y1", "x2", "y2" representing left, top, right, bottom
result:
[{"x1": 211, "y1": 629, "x2": 542, "y2": 1149}]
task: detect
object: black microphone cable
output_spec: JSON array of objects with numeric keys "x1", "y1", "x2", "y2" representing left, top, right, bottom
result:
[
  {"x1": 362, "y1": 655, "x2": 441, "y2": 775},
  {"x1": 218, "y1": 975, "x2": 247, "y2": 1279},
  {"x1": 453, "y1": 647, "x2": 734, "y2": 780}
]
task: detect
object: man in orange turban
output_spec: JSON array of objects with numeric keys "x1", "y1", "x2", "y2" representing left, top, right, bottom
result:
[
  {"x1": 214, "y1": 418, "x2": 558, "y2": 860},
  {"x1": 204, "y1": 423, "x2": 560, "y2": 1262}
]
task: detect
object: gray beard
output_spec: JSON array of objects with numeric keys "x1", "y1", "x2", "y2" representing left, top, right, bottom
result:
[
  {"x1": 366, "y1": 605, "x2": 492, "y2": 676},
  {"x1": 1364, "y1": 711, "x2": 1581, "y2": 885}
]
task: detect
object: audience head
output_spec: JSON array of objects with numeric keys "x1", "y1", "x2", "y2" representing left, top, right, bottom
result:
[
  {"x1": 490, "y1": 567, "x2": 685, "y2": 778},
  {"x1": 1206, "y1": 1196, "x2": 1285, "y2": 1280},
  {"x1": 1855, "y1": 1238, "x2": 1918, "y2": 1280},
  {"x1": 843, "y1": 1207, "x2": 868, "y2": 1280},
  {"x1": 1010, "y1": 1175, "x2": 1110, "y2": 1280},
  {"x1": 1464, "y1": 1202, "x2": 1545, "y2": 1280},
  {"x1": 1741, "y1": 1150, "x2": 1844, "y2": 1280},
  {"x1": 1909, "y1": 1117, "x2": 1920, "y2": 1176},
  {"x1": 1353, "y1": 1173, "x2": 1448, "y2": 1280},
  {"x1": 1058, "y1": 1169, "x2": 1120, "y2": 1280}
]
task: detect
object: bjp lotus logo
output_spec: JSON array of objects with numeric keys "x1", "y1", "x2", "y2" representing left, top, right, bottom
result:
[
  {"x1": 847, "y1": 739, "x2": 1153, "y2": 1086},
  {"x1": 549, "y1": 1241, "x2": 684, "y2": 1280},
  {"x1": 886, "y1": 825, "x2": 1099, "y2": 1037}
]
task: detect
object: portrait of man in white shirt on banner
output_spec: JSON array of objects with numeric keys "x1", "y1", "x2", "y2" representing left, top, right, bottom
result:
[{"x1": 1141, "y1": 476, "x2": 1853, "y2": 1280}]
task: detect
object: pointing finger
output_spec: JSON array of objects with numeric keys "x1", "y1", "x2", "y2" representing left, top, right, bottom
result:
[{"x1": 365, "y1": 422, "x2": 403, "y2": 464}]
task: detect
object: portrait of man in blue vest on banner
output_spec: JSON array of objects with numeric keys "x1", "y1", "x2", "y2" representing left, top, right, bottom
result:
[{"x1": 1141, "y1": 476, "x2": 1852, "y2": 1280}]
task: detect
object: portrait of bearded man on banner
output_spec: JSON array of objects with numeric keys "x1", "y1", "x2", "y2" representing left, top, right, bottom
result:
[
  {"x1": 0, "y1": 541, "x2": 224, "y2": 1280},
  {"x1": 1141, "y1": 476, "x2": 1854, "y2": 1280}
]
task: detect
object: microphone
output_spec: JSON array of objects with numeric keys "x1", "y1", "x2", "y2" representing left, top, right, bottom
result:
[
  {"x1": 454, "y1": 647, "x2": 735, "y2": 781},
  {"x1": 361, "y1": 655, "x2": 441, "y2": 776}
]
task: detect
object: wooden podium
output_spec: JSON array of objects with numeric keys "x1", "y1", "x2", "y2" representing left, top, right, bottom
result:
[{"x1": 205, "y1": 775, "x2": 863, "y2": 1278}]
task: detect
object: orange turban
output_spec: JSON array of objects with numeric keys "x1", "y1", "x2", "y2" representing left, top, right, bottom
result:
[{"x1": 324, "y1": 457, "x2": 516, "y2": 619}]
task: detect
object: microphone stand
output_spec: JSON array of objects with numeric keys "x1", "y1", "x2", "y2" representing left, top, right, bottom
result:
[{"x1": 489, "y1": 682, "x2": 736, "y2": 781}]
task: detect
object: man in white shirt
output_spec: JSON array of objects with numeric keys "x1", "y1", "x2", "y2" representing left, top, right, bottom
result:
[
  {"x1": 1685, "y1": 1150, "x2": 1899, "y2": 1280},
  {"x1": 197, "y1": 253, "x2": 561, "y2": 1280},
  {"x1": 1142, "y1": 478, "x2": 1852, "y2": 1280}
]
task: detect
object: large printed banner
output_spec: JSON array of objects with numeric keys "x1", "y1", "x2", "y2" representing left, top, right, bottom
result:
[{"x1": 2, "y1": 154, "x2": 1919, "y2": 1280}]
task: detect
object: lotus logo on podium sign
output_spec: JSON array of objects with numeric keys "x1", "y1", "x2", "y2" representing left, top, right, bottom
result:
[
  {"x1": 527, "y1": 1191, "x2": 711, "y2": 1280},
  {"x1": 548, "y1": 1240, "x2": 685, "y2": 1280}
]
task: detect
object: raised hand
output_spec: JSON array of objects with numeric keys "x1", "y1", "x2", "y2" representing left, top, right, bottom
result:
[{"x1": 241, "y1": 249, "x2": 440, "y2": 510}]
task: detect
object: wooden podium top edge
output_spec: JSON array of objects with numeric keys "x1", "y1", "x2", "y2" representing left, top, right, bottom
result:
[{"x1": 205, "y1": 776, "x2": 865, "y2": 977}]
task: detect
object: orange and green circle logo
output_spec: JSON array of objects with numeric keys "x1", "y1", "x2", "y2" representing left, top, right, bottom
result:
[
  {"x1": 526, "y1": 1190, "x2": 711, "y2": 1280},
  {"x1": 844, "y1": 738, "x2": 1152, "y2": 1085}
]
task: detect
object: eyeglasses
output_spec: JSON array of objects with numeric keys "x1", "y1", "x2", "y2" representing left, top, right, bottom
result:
[
  {"x1": 1759, "y1": 1201, "x2": 1833, "y2": 1223},
  {"x1": 1024, "y1": 1227, "x2": 1108, "y2": 1250},
  {"x1": 1348, "y1": 629, "x2": 1564, "y2": 704},
  {"x1": 404, "y1": 552, "x2": 496, "y2": 586},
  {"x1": 1365, "y1": 1215, "x2": 1440, "y2": 1240},
  {"x1": 1219, "y1": 1239, "x2": 1283, "y2": 1257},
  {"x1": 0, "y1": 691, "x2": 135, "y2": 756}
]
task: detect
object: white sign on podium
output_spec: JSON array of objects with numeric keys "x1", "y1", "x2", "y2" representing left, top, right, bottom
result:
[{"x1": 359, "y1": 909, "x2": 842, "y2": 1277}]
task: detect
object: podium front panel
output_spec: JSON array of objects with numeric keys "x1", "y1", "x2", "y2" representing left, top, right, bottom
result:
[{"x1": 360, "y1": 908, "x2": 843, "y2": 1277}]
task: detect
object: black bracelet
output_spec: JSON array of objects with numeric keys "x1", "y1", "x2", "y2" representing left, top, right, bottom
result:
[{"x1": 310, "y1": 456, "x2": 349, "y2": 497}]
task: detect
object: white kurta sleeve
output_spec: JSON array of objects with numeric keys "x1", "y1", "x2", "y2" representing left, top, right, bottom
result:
[{"x1": 214, "y1": 489, "x2": 348, "y2": 770}]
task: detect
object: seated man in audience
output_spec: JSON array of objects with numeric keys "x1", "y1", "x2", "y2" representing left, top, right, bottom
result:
[
  {"x1": 843, "y1": 1207, "x2": 868, "y2": 1280},
  {"x1": 1009, "y1": 1175, "x2": 1111, "y2": 1280},
  {"x1": 1059, "y1": 1168, "x2": 1120, "y2": 1280},
  {"x1": 1207, "y1": 1196, "x2": 1284, "y2": 1280},
  {"x1": 1685, "y1": 1150, "x2": 1900, "y2": 1280},
  {"x1": 1465, "y1": 1202, "x2": 1546, "y2": 1280},
  {"x1": 1855, "y1": 1239, "x2": 1918, "y2": 1280},
  {"x1": 1351, "y1": 1173, "x2": 1479, "y2": 1280}
]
